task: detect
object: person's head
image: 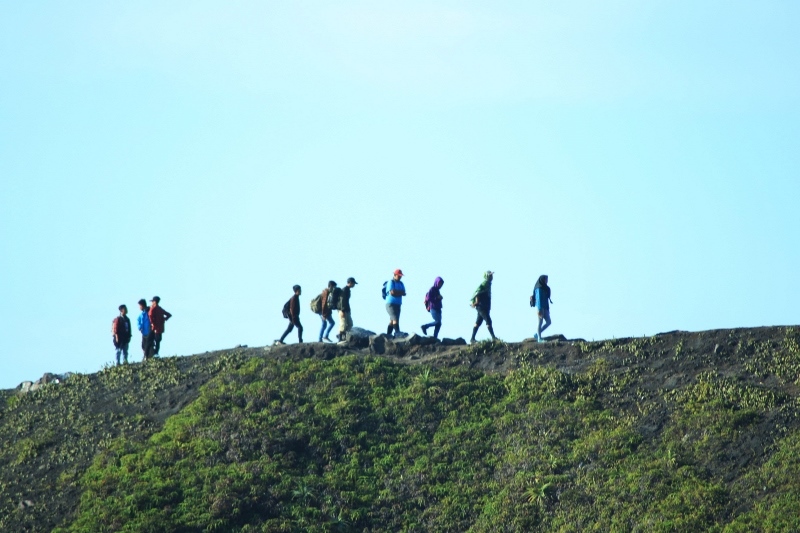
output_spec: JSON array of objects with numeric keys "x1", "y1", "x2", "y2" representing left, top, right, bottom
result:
[
  {"x1": 434, "y1": 276, "x2": 444, "y2": 288},
  {"x1": 137, "y1": 299, "x2": 147, "y2": 310},
  {"x1": 347, "y1": 277, "x2": 357, "y2": 288},
  {"x1": 293, "y1": 284, "x2": 302, "y2": 295},
  {"x1": 485, "y1": 270, "x2": 494, "y2": 281},
  {"x1": 151, "y1": 296, "x2": 160, "y2": 307},
  {"x1": 119, "y1": 304, "x2": 127, "y2": 315},
  {"x1": 539, "y1": 274, "x2": 548, "y2": 285},
  {"x1": 328, "y1": 280, "x2": 337, "y2": 290},
  {"x1": 394, "y1": 269, "x2": 404, "y2": 280}
]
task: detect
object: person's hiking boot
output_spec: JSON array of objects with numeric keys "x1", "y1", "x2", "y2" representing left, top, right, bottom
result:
[
  {"x1": 274, "y1": 340, "x2": 285, "y2": 345},
  {"x1": 421, "y1": 325, "x2": 428, "y2": 335},
  {"x1": 533, "y1": 333, "x2": 539, "y2": 341},
  {"x1": 470, "y1": 337, "x2": 476, "y2": 344},
  {"x1": 538, "y1": 336, "x2": 546, "y2": 343},
  {"x1": 323, "y1": 336, "x2": 333, "y2": 343}
]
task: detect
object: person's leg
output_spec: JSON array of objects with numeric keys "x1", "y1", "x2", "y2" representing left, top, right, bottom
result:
[
  {"x1": 319, "y1": 316, "x2": 326, "y2": 342},
  {"x1": 123, "y1": 343, "x2": 129, "y2": 364},
  {"x1": 432, "y1": 309, "x2": 442, "y2": 339},
  {"x1": 386, "y1": 303, "x2": 398, "y2": 335},
  {"x1": 394, "y1": 306, "x2": 402, "y2": 335},
  {"x1": 279, "y1": 321, "x2": 294, "y2": 342},
  {"x1": 541, "y1": 310, "x2": 551, "y2": 333},
  {"x1": 145, "y1": 332, "x2": 156, "y2": 361},
  {"x1": 324, "y1": 316, "x2": 335, "y2": 340},
  {"x1": 484, "y1": 311, "x2": 496, "y2": 341},
  {"x1": 115, "y1": 344, "x2": 121, "y2": 366},
  {"x1": 338, "y1": 311, "x2": 346, "y2": 340},
  {"x1": 141, "y1": 336, "x2": 149, "y2": 357},
  {"x1": 153, "y1": 333, "x2": 162, "y2": 355},
  {"x1": 471, "y1": 312, "x2": 484, "y2": 342},
  {"x1": 296, "y1": 319, "x2": 303, "y2": 343}
]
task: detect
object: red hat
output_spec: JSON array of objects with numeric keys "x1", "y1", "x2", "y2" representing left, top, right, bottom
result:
[{"x1": 394, "y1": 269, "x2": 404, "y2": 276}]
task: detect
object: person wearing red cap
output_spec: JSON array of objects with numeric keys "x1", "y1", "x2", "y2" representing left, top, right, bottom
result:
[{"x1": 384, "y1": 269, "x2": 406, "y2": 337}]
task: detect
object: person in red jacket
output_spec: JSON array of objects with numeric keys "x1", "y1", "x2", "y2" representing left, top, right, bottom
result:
[{"x1": 147, "y1": 296, "x2": 172, "y2": 357}]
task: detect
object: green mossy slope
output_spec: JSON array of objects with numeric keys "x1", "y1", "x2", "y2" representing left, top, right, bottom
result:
[{"x1": 3, "y1": 327, "x2": 800, "y2": 531}]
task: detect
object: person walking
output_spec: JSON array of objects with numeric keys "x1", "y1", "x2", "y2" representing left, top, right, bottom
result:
[
  {"x1": 147, "y1": 296, "x2": 172, "y2": 357},
  {"x1": 276, "y1": 285, "x2": 303, "y2": 344},
  {"x1": 337, "y1": 277, "x2": 357, "y2": 342},
  {"x1": 470, "y1": 271, "x2": 497, "y2": 344},
  {"x1": 384, "y1": 269, "x2": 406, "y2": 337},
  {"x1": 136, "y1": 299, "x2": 152, "y2": 361},
  {"x1": 112, "y1": 305, "x2": 132, "y2": 366},
  {"x1": 421, "y1": 276, "x2": 444, "y2": 339},
  {"x1": 532, "y1": 274, "x2": 552, "y2": 342},
  {"x1": 319, "y1": 281, "x2": 337, "y2": 343}
]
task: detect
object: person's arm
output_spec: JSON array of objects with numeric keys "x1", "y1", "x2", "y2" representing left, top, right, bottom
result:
[{"x1": 163, "y1": 309, "x2": 172, "y2": 321}]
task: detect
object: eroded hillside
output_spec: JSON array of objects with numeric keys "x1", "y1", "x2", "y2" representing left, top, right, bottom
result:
[{"x1": 2, "y1": 326, "x2": 800, "y2": 531}]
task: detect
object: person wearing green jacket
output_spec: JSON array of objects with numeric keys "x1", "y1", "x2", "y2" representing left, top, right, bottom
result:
[{"x1": 470, "y1": 271, "x2": 497, "y2": 344}]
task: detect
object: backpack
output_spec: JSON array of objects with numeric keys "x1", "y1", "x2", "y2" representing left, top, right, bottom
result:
[
  {"x1": 329, "y1": 287, "x2": 343, "y2": 310},
  {"x1": 382, "y1": 281, "x2": 389, "y2": 300},
  {"x1": 282, "y1": 299, "x2": 291, "y2": 318},
  {"x1": 424, "y1": 289, "x2": 432, "y2": 311},
  {"x1": 309, "y1": 294, "x2": 322, "y2": 314}
]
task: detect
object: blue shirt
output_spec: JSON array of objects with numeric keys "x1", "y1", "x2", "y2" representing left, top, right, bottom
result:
[
  {"x1": 138, "y1": 310, "x2": 151, "y2": 336},
  {"x1": 535, "y1": 287, "x2": 549, "y2": 311},
  {"x1": 385, "y1": 279, "x2": 405, "y2": 306}
]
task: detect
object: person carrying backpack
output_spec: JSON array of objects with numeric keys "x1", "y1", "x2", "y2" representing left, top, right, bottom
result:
[
  {"x1": 319, "y1": 281, "x2": 338, "y2": 343},
  {"x1": 337, "y1": 277, "x2": 357, "y2": 342},
  {"x1": 276, "y1": 285, "x2": 303, "y2": 344},
  {"x1": 421, "y1": 276, "x2": 444, "y2": 339},
  {"x1": 384, "y1": 269, "x2": 406, "y2": 337},
  {"x1": 532, "y1": 274, "x2": 552, "y2": 342},
  {"x1": 469, "y1": 271, "x2": 497, "y2": 344},
  {"x1": 137, "y1": 299, "x2": 152, "y2": 361},
  {"x1": 112, "y1": 304, "x2": 132, "y2": 366}
]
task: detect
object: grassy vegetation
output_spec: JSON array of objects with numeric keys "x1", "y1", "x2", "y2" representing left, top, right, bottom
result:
[{"x1": 4, "y1": 328, "x2": 800, "y2": 531}]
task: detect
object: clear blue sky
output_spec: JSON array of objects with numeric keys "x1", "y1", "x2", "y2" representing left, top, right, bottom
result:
[{"x1": 1, "y1": 1, "x2": 798, "y2": 389}]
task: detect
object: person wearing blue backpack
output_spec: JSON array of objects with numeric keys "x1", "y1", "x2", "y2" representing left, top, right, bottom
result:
[
  {"x1": 532, "y1": 274, "x2": 552, "y2": 342},
  {"x1": 421, "y1": 276, "x2": 444, "y2": 339},
  {"x1": 383, "y1": 269, "x2": 406, "y2": 337}
]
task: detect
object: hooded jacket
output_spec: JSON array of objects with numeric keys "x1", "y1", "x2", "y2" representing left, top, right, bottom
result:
[
  {"x1": 472, "y1": 271, "x2": 493, "y2": 311},
  {"x1": 427, "y1": 277, "x2": 444, "y2": 311},
  {"x1": 533, "y1": 275, "x2": 551, "y2": 311}
]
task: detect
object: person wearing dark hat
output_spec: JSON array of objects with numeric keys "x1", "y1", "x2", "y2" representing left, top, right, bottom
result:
[
  {"x1": 337, "y1": 277, "x2": 357, "y2": 342},
  {"x1": 276, "y1": 285, "x2": 303, "y2": 345},
  {"x1": 112, "y1": 305, "x2": 132, "y2": 366},
  {"x1": 384, "y1": 269, "x2": 406, "y2": 337},
  {"x1": 147, "y1": 296, "x2": 172, "y2": 357},
  {"x1": 470, "y1": 271, "x2": 497, "y2": 344},
  {"x1": 137, "y1": 299, "x2": 152, "y2": 361}
]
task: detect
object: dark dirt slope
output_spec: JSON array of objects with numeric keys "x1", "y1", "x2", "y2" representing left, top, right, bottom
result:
[{"x1": 1, "y1": 326, "x2": 799, "y2": 531}]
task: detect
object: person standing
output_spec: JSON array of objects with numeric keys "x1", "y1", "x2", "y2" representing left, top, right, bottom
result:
[
  {"x1": 532, "y1": 275, "x2": 552, "y2": 342},
  {"x1": 421, "y1": 276, "x2": 444, "y2": 339},
  {"x1": 384, "y1": 269, "x2": 406, "y2": 337},
  {"x1": 276, "y1": 285, "x2": 303, "y2": 344},
  {"x1": 337, "y1": 277, "x2": 357, "y2": 342},
  {"x1": 136, "y1": 299, "x2": 152, "y2": 361},
  {"x1": 470, "y1": 271, "x2": 497, "y2": 344},
  {"x1": 147, "y1": 296, "x2": 172, "y2": 357},
  {"x1": 112, "y1": 305, "x2": 132, "y2": 366},
  {"x1": 319, "y1": 281, "x2": 337, "y2": 343}
]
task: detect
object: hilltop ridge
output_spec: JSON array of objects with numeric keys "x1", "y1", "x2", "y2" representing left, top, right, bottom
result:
[{"x1": 2, "y1": 325, "x2": 800, "y2": 531}]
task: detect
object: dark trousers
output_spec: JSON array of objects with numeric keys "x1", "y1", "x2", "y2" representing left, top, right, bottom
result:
[
  {"x1": 280, "y1": 318, "x2": 303, "y2": 343},
  {"x1": 146, "y1": 331, "x2": 163, "y2": 357},
  {"x1": 142, "y1": 335, "x2": 153, "y2": 361}
]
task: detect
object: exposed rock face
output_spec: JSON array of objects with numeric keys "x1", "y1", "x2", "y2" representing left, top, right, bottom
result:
[{"x1": 16, "y1": 372, "x2": 72, "y2": 394}]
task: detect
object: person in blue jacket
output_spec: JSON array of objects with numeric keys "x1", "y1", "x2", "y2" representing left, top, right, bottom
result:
[
  {"x1": 532, "y1": 275, "x2": 552, "y2": 342},
  {"x1": 137, "y1": 299, "x2": 153, "y2": 360},
  {"x1": 385, "y1": 269, "x2": 406, "y2": 337}
]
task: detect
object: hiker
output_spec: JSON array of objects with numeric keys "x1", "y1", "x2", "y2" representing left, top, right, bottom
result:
[
  {"x1": 276, "y1": 285, "x2": 303, "y2": 344},
  {"x1": 147, "y1": 296, "x2": 172, "y2": 357},
  {"x1": 137, "y1": 299, "x2": 152, "y2": 361},
  {"x1": 384, "y1": 269, "x2": 406, "y2": 337},
  {"x1": 112, "y1": 305, "x2": 132, "y2": 365},
  {"x1": 470, "y1": 271, "x2": 497, "y2": 344},
  {"x1": 532, "y1": 274, "x2": 552, "y2": 342},
  {"x1": 421, "y1": 277, "x2": 444, "y2": 338},
  {"x1": 337, "y1": 277, "x2": 357, "y2": 342},
  {"x1": 319, "y1": 281, "x2": 338, "y2": 343}
]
